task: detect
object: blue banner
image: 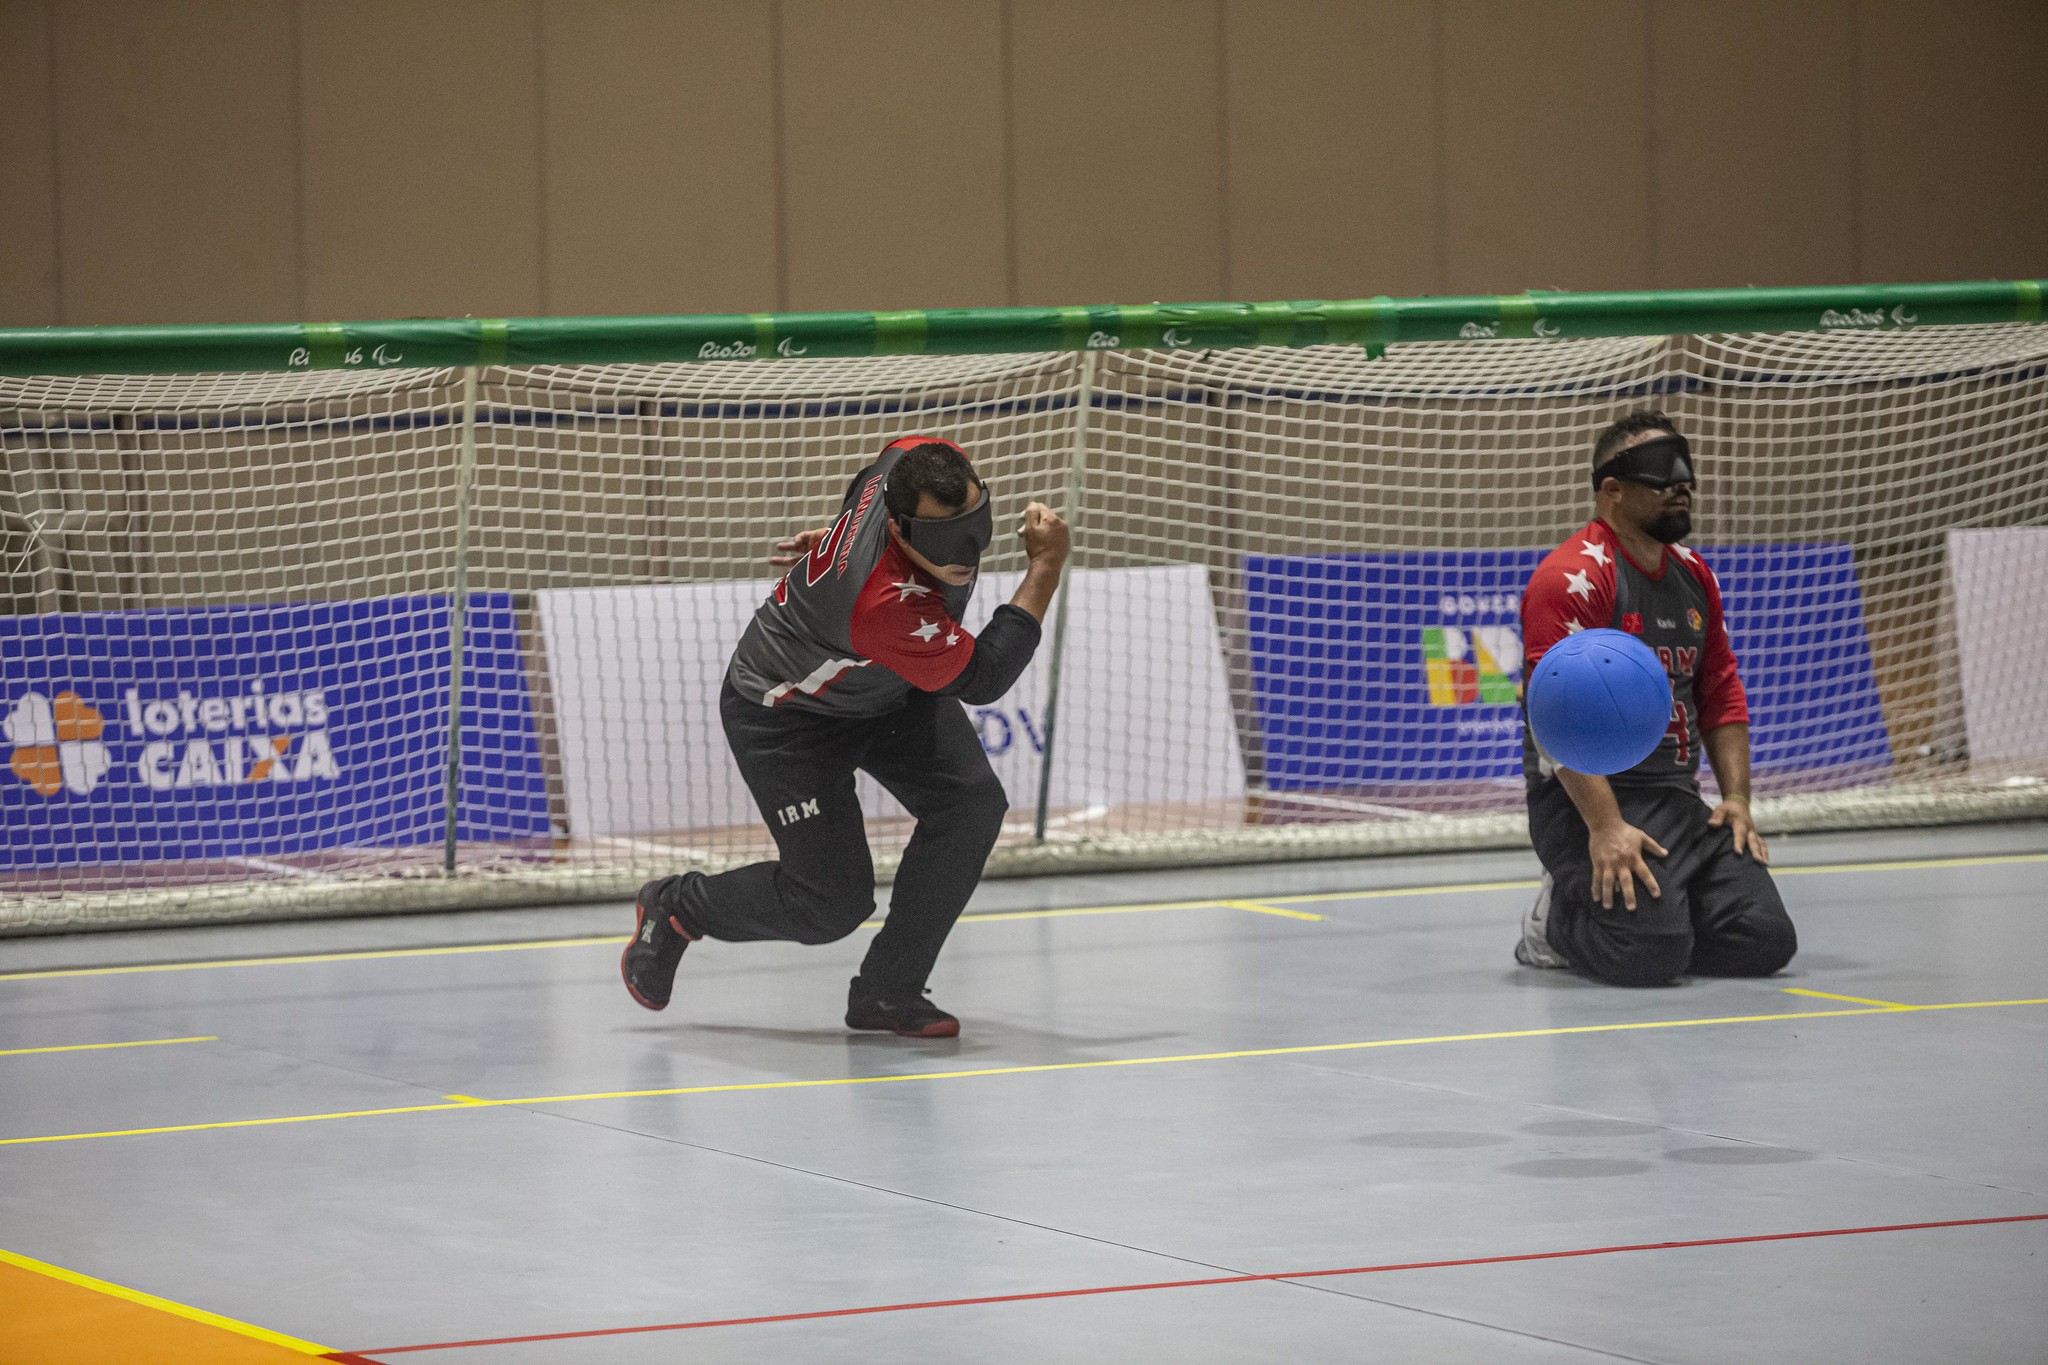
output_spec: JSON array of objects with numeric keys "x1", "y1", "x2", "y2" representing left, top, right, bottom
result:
[
  {"x1": 0, "y1": 595, "x2": 546, "y2": 869},
  {"x1": 1245, "y1": 546, "x2": 1889, "y2": 793}
]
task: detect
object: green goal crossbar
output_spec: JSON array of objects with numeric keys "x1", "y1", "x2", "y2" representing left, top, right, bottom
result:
[{"x1": 1, "y1": 279, "x2": 2042, "y2": 378}]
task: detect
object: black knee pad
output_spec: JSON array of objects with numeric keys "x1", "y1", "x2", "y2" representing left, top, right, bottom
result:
[
  {"x1": 1743, "y1": 917, "x2": 1799, "y2": 976},
  {"x1": 1594, "y1": 936, "x2": 1692, "y2": 988}
]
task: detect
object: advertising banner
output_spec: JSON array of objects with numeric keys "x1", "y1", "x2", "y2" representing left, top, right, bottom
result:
[
  {"x1": 0, "y1": 595, "x2": 546, "y2": 868},
  {"x1": 535, "y1": 565, "x2": 1243, "y2": 838},
  {"x1": 1950, "y1": 528, "x2": 2048, "y2": 764},
  {"x1": 1245, "y1": 546, "x2": 1889, "y2": 792}
]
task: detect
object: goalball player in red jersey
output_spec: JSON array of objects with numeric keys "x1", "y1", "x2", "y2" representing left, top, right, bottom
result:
[
  {"x1": 1516, "y1": 411, "x2": 1797, "y2": 986},
  {"x1": 622, "y1": 436, "x2": 1068, "y2": 1036}
]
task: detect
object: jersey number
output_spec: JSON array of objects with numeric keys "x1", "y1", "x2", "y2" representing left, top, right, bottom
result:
[
  {"x1": 804, "y1": 510, "x2": 854, "y2": 587},
  {"x1": 1665, "y1": 703, "x2": 1692, "y2": 765}
]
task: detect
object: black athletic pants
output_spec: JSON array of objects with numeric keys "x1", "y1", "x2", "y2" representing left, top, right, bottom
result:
[
  {"x1": 1530, "y1": 780, "x2": 1797, "y2": 988},
  {"x1": 667, "y1": 682, "x2": 1009, "y2": 997}
]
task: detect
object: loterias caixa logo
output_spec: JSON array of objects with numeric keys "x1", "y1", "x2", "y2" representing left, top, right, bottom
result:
[{"x1": 3, "y1": 680, "x2": 339, "y2": 799}]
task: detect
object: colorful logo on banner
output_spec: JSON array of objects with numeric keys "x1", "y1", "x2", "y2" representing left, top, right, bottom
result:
[
  {"x1": 1245, "y1": 547, "x2": 1889, "y2": 792},
  {"x1": 1422, "y1": 624, "x2": 1521, "y2": 705},
  {"x1": 0, "y1": 595, "x2": 547, "y2": 869}
]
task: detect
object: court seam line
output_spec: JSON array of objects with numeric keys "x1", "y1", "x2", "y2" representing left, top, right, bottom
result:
[
  {"x1": 347, "y1": 1212, "x2": 2048, "y2": 1354},
  {"x1": 533, "y1": 1104, "x2": 1276, "y2": 1292},
  {"x1": 0, "y1": 1243, "x2": 334, "y2": 1355},
  {"x1": 533, "y1": 1104, "x2": 1666, "y2": 1365},
  {"x1": 7, "y1": 996, "x2": 2043, "y2": 1148},
  {"x1": 1267, "y1": 1264, "x2": 1669, "y2": 1365},
  {"x1": 0, "y1": 1034, "x2": 216, "y2": 1057},
  {"x1": 7, "y1": 849, "x2": 2039, "y2": 984}
]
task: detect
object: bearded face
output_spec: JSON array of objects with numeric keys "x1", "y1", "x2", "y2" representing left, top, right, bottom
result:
[{"x1": 1646, "y1": 505, "x2": 1693, "y2": 544}]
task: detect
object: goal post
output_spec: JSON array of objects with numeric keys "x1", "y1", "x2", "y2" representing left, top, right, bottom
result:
[{"x1": 3, "y1": 280, "x2": 2045, "y2": 932}]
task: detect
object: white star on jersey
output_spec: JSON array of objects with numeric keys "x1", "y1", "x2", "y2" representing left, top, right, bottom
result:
[
  {"x1": 893, "y1": 580, "x2": 934, "y2": 600},
  {"x1": 1578, "y1": 540, "x2": 1611, "y2": 567},
  {"x1": 945, "y1": 630, "x2": 960, "y2": 646},
  {"x1": 909, "y1": 618, "x2": 941, "y2": 642},
  {"x1": 1564, "y1": 568, "x2": 1596, "y2": 601},
  {"x1": 1671, "y1": 544, "x2": 1699, "y2": 566},
  {"x1": 1563, "y1": 619, "x2": 1586, "y2": 634}
]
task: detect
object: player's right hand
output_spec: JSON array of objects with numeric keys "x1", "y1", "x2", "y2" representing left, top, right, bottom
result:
[
  {"x1": 1020, "y1": 502, "x2": 1069, "y2": 568},
  {"x1": 768, "y1": 526, "x2": 832, "y2": 569},
  {"x1": 1587, "y1": 822, "x2": 1665, "y2": 912}
]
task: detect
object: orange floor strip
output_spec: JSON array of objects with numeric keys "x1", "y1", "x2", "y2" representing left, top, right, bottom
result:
[{"x1": 0, "y1": 1254, "x2": 331, "y2": 1363}]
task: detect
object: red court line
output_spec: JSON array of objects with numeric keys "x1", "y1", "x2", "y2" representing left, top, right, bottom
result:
[{"x1": 349, "y1": 1212, "x2": 2048, "y2": 1357}]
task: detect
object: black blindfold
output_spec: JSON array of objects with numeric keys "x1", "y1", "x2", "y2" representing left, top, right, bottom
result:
[
  {"x1": 897, "y1": 480, "x2": 993, "y2": 568},
  {"x1": 1592, "y1": 433, "x2": 1695, "y2": 492}
]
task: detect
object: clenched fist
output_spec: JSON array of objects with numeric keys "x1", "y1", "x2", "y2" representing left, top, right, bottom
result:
[{"x1": 1020, "y1": 502, "x2": 1069, "y2": 569}]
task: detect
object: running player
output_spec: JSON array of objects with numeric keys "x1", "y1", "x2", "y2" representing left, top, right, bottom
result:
[
  {"x1": 622, "y1": 436, "x2": 1069, "y2": 1034},
  {"x1": 1516, "y1": 411, "x2": 1797, "y2": 986}
]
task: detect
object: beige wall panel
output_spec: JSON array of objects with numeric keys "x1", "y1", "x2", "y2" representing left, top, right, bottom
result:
[
  {"x1": 1011, "y1": 0, "x2": 1226, "y2": 305},
  {"x1": 301, "y1": 0, "x2": 542, "y2": 320},
  {"x1": 0, "y1": 0, "x2": 60, "y2": 325},
  {"x1": 542, "y1": 0, "x2": 776, "y2": 317},
  {"x1": 1651, "y1": 1, "x2": 1856, "y2": 289},
  {"x1": 1223, "y1": 0, "x2": 1439, "y2": 301},
  {"x1": 1859, "y1": 0, "x2": 2048, "y2": 283},
  {"x1": 1441, "y1": 0, "x2": 1650, "y2": 295},
  {"x1": 781, "y1": 0, "x2": 1007, "y2": 311},
  {"x1": 51, "y1": 0, "x2": 297, "y2": 325}
]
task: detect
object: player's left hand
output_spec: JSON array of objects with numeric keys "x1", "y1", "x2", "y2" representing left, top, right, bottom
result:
[
  {"x1": 1708, "y1": 798, "x2": 1768, "y2": 863},
  {"x1": 769, "y1": 526, "x2": 832, "y2": 569}
]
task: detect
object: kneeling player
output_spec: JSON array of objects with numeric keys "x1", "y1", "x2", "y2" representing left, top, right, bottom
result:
[
  {"x1": 1516, "y1": 411, "x2": 1797, "y2": 987},
  {"x1": 623, "y1": 436, "x2": 1068, "y2": 1034}
]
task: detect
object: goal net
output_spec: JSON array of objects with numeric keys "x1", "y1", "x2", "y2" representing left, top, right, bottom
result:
[{"x1": 5, "y1": 300, "x2": 2046, "y2": 931}]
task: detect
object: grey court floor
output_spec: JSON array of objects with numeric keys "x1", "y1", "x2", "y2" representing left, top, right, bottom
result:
[{"x1": 2, "y1": 822, "x2": 2046, "y2": 1364}]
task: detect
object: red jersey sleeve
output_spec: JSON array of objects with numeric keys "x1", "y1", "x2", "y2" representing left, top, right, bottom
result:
[
  {"x1": 1678, "y1": 547, "x2": 1750, "y2": 731},
  {"x1": 848, "y1": 552, "x2": 976, "y2": 691},
  {"x1": 1522, "y1": 526, "x2": 1616, "y2": 679}
]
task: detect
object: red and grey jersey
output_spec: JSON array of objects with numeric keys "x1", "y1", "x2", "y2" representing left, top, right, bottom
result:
[
  {"x1": 1520, "y1": 518, "x2": 1749, "y2": 791},
  {"x1": 726, "y1": 444, "x2": 980, "y2": 715}
]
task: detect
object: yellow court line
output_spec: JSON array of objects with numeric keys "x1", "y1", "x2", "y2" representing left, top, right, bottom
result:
[
  {"x1": 1260, "y1": 852, "x2": 2048, "y2": 906},
  {"x1": 0, "y1": 1100, "x2": 482, "y2": 1147},
  {"x1": 0, "y1": 904, "x2": 1251, "y2": 982},
  {"x1": 1771, "y1": 851, "x2": 2048, "y2": 878},
  {"x1": 8, "y1": 996, "x2": 2043, "y2": 1149},
  {"x1": 1264, "y1": 878, "x2": 1540, "y2": 905},
  {"x1": 0, "y1": 1035, "x2": 216, "y2": 1058},
  {"x1": 1220, "y1": 899, "x2": 1327, "y2": 921},
  {"x1": 0, "y1": 1244, "x2": 333, "y2": 1355},
  {"x1": 862, "y1": 899, "x2": 1228, "y2": 929},
  {"x1": 1, "y1": 849, "x2": 2038, "y2": 985},
  {"x1": 0, "y1": 934, "x2": 630, "y2": 982},
  {"x1": 1782, "y1": 988, "x2": 1911, "y2": 1009}
]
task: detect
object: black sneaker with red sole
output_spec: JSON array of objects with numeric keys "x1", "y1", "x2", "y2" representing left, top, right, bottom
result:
[
  {"x1": 621, "y1": 877, "x2": 699, "y2": 1011},
  {"x1": 845, "y1": 979, "x2": 960, "y2": 1037}
]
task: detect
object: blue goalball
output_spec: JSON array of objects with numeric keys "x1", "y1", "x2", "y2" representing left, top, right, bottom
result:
[{"x1": 1525, "y1": 628, "x2": 1674, "y2": 776}]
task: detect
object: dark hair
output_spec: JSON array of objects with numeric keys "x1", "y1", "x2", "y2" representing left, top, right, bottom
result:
[
  {"x1": 1592, "y1": 410, "x2": 1680, "y2": 468},
  {"x1": 883, "y1": 441, "x2": 977, "y2": 519}
]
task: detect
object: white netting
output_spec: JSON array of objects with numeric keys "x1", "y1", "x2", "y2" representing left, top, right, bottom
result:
[{"x1": 4, "y1": 327, "x2": 2046, "y2": 930}]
